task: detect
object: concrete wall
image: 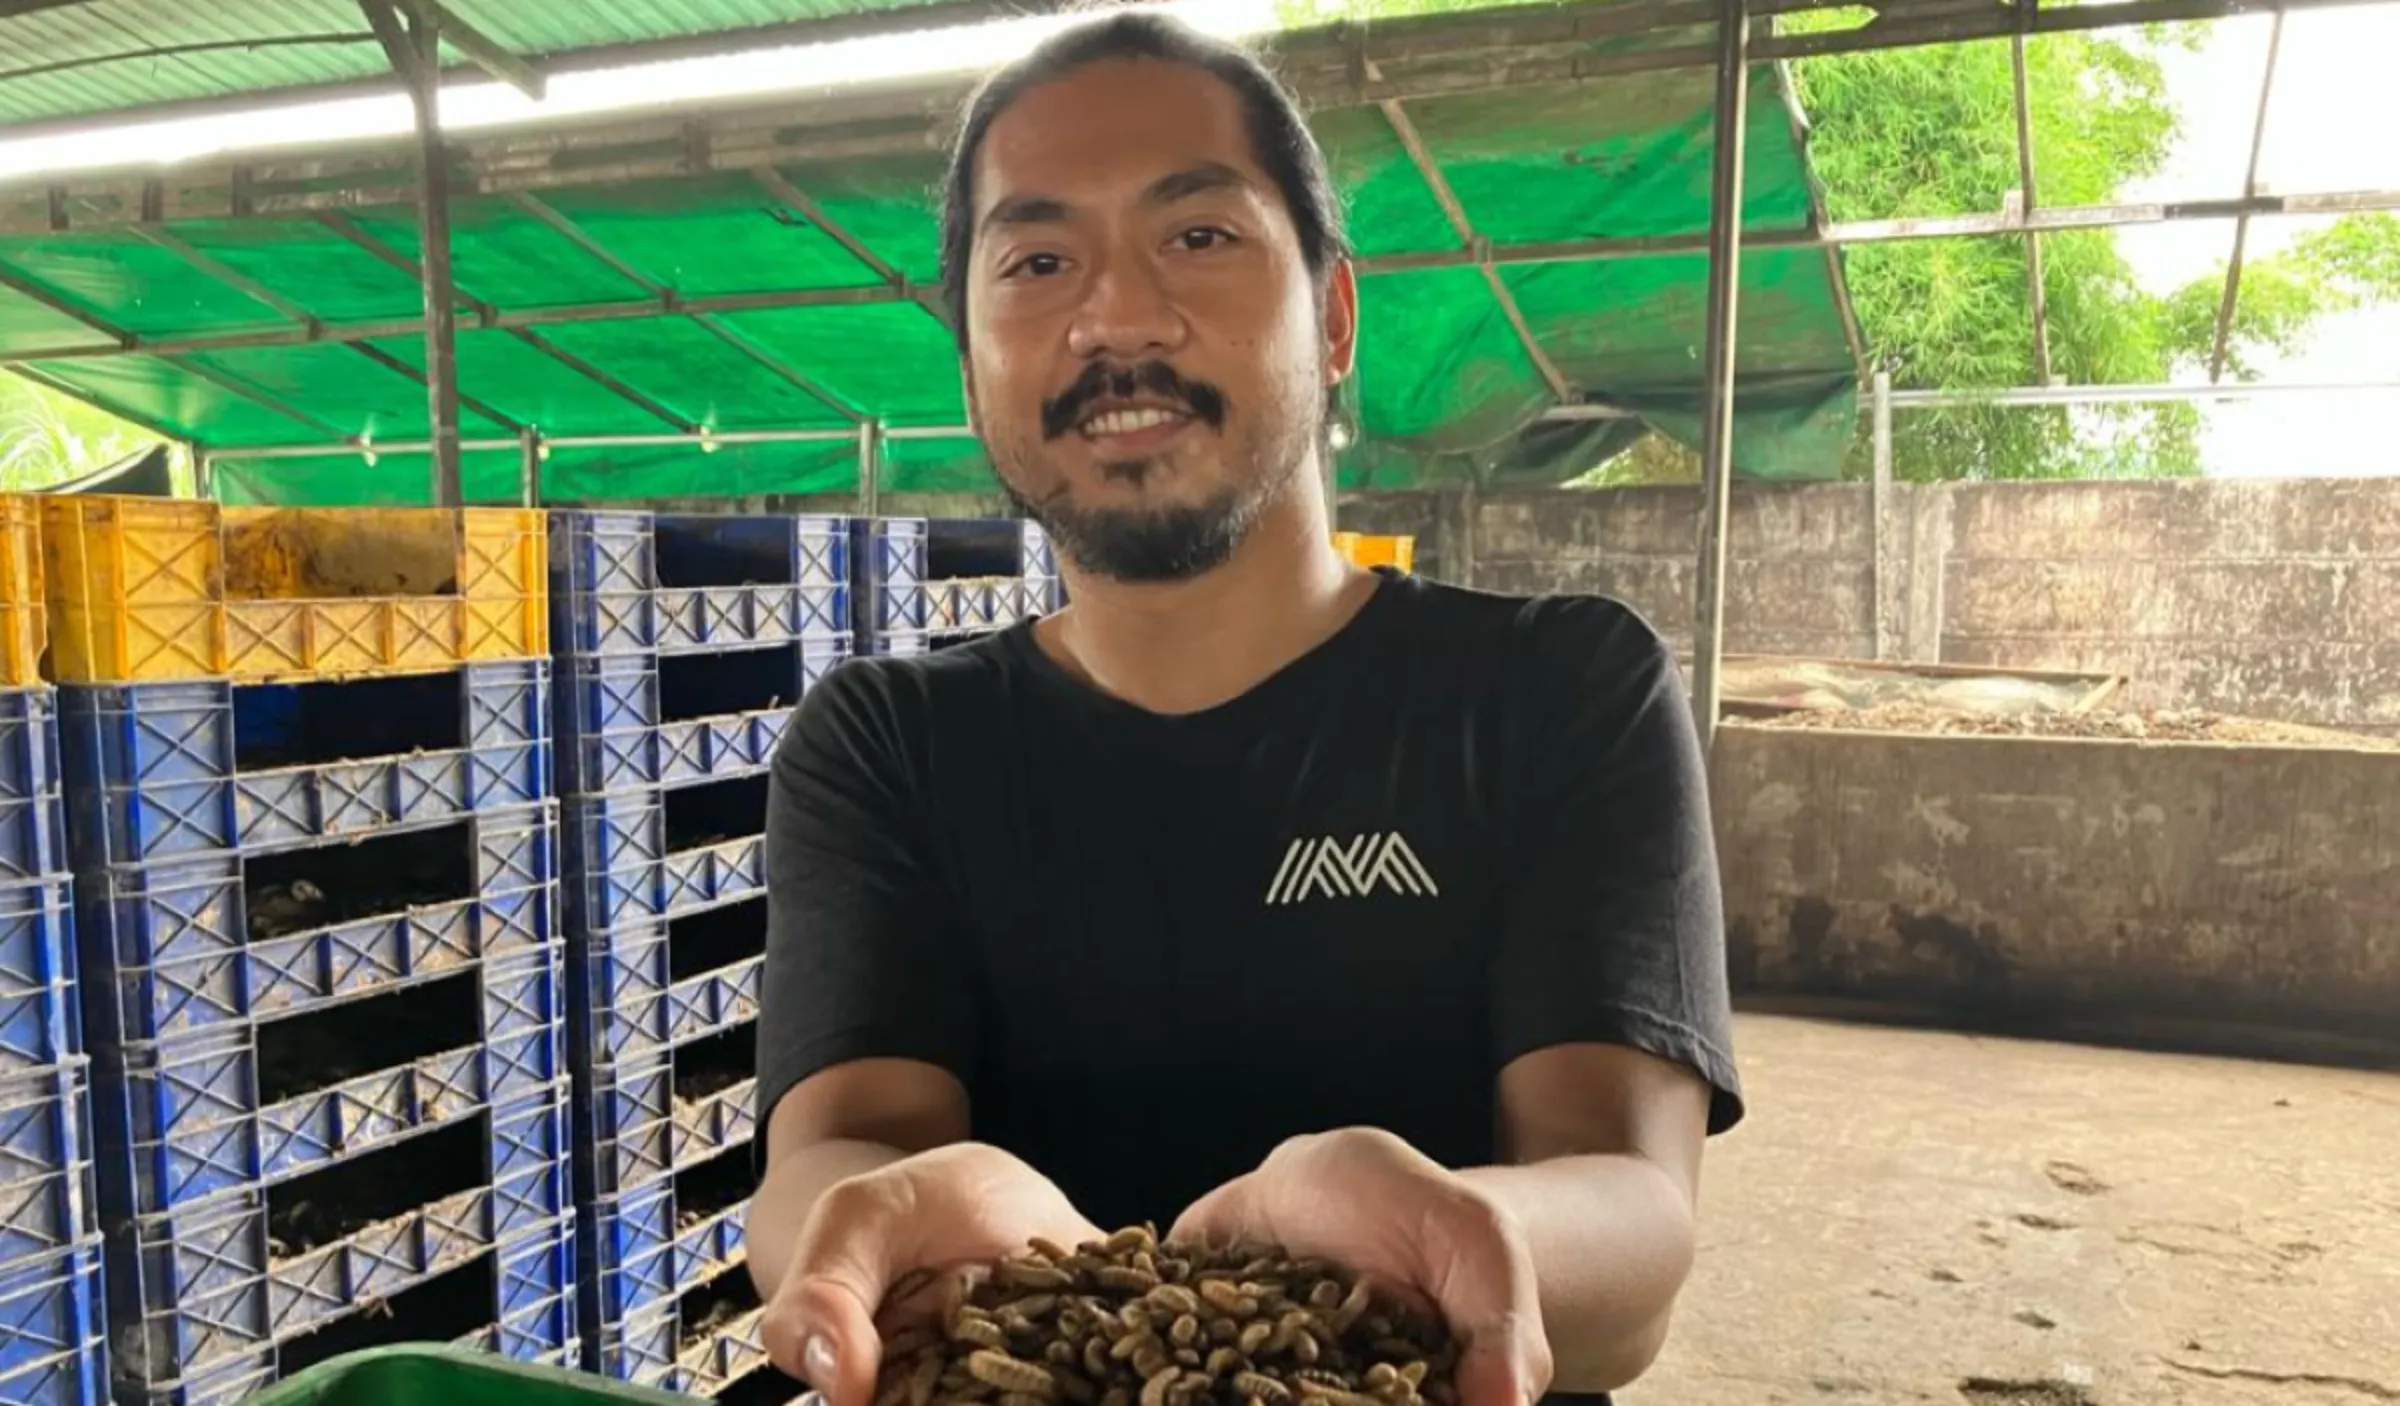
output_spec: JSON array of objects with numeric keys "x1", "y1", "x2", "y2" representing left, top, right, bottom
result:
[
  {"x1": 1709, "y1": 724, "x2": 2400, "y2": 1060},
  {"x1": 1339, "y1": 477, "x2": 2400, "y2": 733}
]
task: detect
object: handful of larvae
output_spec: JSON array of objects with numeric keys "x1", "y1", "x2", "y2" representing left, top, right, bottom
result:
[{"x1": 872, "y1": 1225, "x2": 1460, "y2": 1406}]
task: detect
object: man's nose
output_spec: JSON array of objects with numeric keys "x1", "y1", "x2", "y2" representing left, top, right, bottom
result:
[{"x1": 1066, "y1": 251, "x2": 1186, "y2": 362}]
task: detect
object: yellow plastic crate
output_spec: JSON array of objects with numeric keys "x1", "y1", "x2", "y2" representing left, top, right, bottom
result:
[
  {"x1": 0, "y1": 498, "x2": 44, "y2": 689},
  {"x1": 1332, "y1": 531, "x2": 1415, "y2": 573},
  {"x1": 43, "y1": 497, "x2": 548, "y2": 684}
]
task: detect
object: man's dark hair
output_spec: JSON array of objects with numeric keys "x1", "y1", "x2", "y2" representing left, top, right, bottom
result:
[{"x1": 936, "y1": 9, "x2": 1351, "y2": 353}]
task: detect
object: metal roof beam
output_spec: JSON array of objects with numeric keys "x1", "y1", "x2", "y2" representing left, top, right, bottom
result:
[
  {"x1": 2209, "y1": 11, "x2": 2288, "y2": 384},
  {"x1": 9, "y1": 182, "x2": 2398, "y2": 366},
  {"x1": 504, "y1": 189, "x2": 864, "y2": 423},
  {"x1": 127, "y1": 224, "x2": 323, "y2": 333},
  {"x1": 690, "y1": 316, "x2": 866, "y2": 423},
  {"x1": 9, "y1": 0, "x2": 2375, "y2": 234},
  {"x1": 1376, "y1": 96, "x2": 1576, "y2": 404},
  {"x1": 207, "y1": 423, "x2": 890, "y2": 463},
  {"x1": 419, "y1": 1, "x2": 546, "y2": 101},
  {"x1": 314, "y1": 208, "x2": 696, "y2": 434},
  {"x1": 130, "y1": 219, "x2": 526, "y2": 432},
  {"x1": 751, "y1": 166, "x2": 911, "y2": 291},
  {"x1": 349, "y1": 342, "x2": 525, "y2": 433},
  {"x1": 503, "y1": 191, "x2": 671, "y2": 298},
  {"x1": 161, "y1": 354, "x2": 351, "y2": 438},
  {"x1": 0, "y1": 253, "x2": 131, "y2": 347}
]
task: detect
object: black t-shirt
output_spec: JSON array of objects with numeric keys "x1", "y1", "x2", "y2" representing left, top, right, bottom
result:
[{"x1": 755, "y1": 568, "x2": 1745, "y2": 1388}]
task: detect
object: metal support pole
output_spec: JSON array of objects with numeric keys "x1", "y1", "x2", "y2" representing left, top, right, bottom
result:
[
  {"x1": 364, "y1": 0, "x2": 465, "y2": 506},
  {"x1": 1690, "y1": 0, "x2": 1750, "y2": 754},
  {"x1": 518, "y1": 427, "x2": 541, "y2": 507},
  {"x1": 2009, "y1": 25, "x2": 2054, "y2": 385},
  {"x1": 859, "y1": 419, "x2": 883, "y2": 519},
  {"x1": 2209, "y1": 10, "x2": 2288, "y2": 383},
  {"x1": 1871, "y1": 369, "x2": 1894, "y2": 661}
]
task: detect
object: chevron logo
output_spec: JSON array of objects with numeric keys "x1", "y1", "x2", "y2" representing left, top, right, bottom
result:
[{"x1": 1264, "y1": 832, "x2": 1440, "y2": 906}]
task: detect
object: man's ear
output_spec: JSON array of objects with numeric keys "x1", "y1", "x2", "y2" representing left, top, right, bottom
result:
[{"x1": 1320, "y1": 257, "x2": 1360, "y2": 388}]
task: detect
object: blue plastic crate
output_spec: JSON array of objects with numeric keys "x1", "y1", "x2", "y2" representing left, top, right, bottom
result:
[
  {"x1": 655, "y1": 514, "x2": 850, "y2": 593},
  {"x1": 113, "y1": 1220, "x2": 579, "y2": 1406},
  {"x1": 0, "y1": 1238, "x2": 105, "y2": 1406},
  {"x1": 551, "y1": 512, "x2": 850, "y2": 598},
  {"x1": 77, "y1": 803, "x2": 555, "y2": 1046},
  {"x1": 571, "y1": 925, "x2": 760, "y2": 1076},
  {"x1": 452, "y1": 1267, "x2": 581, "y2": 1368},
  {"x1": 103, "y1": 1088, "x2": 572, "y2": 1388},
  {"x1": 550, "y1": 512, "x2": 852, "y2": 660},
  {"x1": 0, "y1": 690, "x2": 64, "y2": 886},
  {"x1": 588, "y1": 1179, "x2": 748, "y2": 1328},
  {"x1": 924, "y1": 518, "x2": 1050, "y2": 581},
  {"x1": 552, "y1": 638, "x2": 847, "y2": 797},
  {"x1": 553, "y1": 585, "x2": 849, "y2": 660},
  {"x1": 583, "y1": 1052, "x2": 757, "y2": 1206},
  {"x1": 60, "y1": 665, "x2": 550, "y2": 868},
  {"x1": 562, "y1": 794, "x2": 762, "y2": 932},
  {"x1": 0, "y1": 1341, "x2": 104, "y2": 1406},
  {"x1": 849, "y1": 518, "x2": 925, "y2": 589},
  {"x1": 0, "y1": 1062, "x2": 93, "y2": 1268},
  {"x1": 856, "y1": 580, "x2": 928, "y2": 638},
  {"x1": 1024, "y1": 520, "x2": 1058, "y2": 579},
  {"x1": 597, "y1": 1294, "x2": 768, "y2": 1395},
  {"x1": 862, "y1": 633, "x2": 928, "y2": 658},
  {"x1": 92, "y1": 941, "x2": 565, "y2": 1219},
  {"x1": 0, "y1": 878, "x2": 76, "y2": 1076}
]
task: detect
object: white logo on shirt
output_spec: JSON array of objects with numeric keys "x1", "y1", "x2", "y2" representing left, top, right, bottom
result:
[{"x1": 1264, "y1": 832, "x2": 1440, "y2": 905}]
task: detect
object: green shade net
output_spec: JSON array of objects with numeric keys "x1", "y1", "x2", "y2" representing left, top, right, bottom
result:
[
  {"x1": 214, "y1": 439, "x2": 865, "y2": 506},
  {"x1": 2, "y1": 57, "x2": 1856, "y2": 504}
]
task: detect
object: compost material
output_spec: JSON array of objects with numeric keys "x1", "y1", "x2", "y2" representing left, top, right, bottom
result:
[
  {"x1": 1749, "y1": 703, "x2": 2399, "y2": 750},
  {"x1": 871, "y1": 1227, "x2": 1460, "y2": 1406}
]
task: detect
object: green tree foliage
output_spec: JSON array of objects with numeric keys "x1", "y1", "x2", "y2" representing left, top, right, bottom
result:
[
  {"x1": 0, "y1": 372, "x2": 164, "y2": 489},
  {"x1": 1283, "y1": 0, "x2": 2400, "y2": 481},
  {"x1": 1792, "y1": 24, "x2": 2400, "y2": 480}
]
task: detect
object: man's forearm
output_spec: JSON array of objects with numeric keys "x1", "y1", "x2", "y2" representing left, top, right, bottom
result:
[
  {"x1": 747, "y1": 1139, "x2": 913, "y2": 1301},
  {"x1": 1458, "y1": 1154, "x2": 1699, "y2": 1394}
]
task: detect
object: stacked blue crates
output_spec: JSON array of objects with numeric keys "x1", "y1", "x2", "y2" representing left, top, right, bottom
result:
[
  {"x1": 851, "y1": 517, "x2": 1061, "y2": 656},
  {"x1": 63, "y1": 662, "x2": 575, "y2": 1405},
  {"x1": 0, "y1": 683, "x2": 107, "y2": 1406},
  {"x1": 548, "y1": 513, "x2": 851, "y2": 1399}
]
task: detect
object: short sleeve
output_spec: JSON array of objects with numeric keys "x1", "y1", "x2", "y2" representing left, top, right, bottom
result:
[
  {"x1": 753, "y1": 661, "x2": 979, "y2": 1139},
  {"x1": 1490, "y1": 601, "x2": 1745, "y2": 1134}
]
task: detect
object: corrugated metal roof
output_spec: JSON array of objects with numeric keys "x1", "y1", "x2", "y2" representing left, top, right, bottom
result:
[{"x1": 0, "y1": 0, "x2": 953, "y2": 131}]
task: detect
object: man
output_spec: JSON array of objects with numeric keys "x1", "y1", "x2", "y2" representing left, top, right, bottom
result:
[{"x1": 747, "y1": 13, "x2": 1745, "y2": 1406}]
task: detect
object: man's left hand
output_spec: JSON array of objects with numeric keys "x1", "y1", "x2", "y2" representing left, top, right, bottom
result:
[{"x1": 1169, "y1": 1128, "x2": 1554, "y2": 1406}]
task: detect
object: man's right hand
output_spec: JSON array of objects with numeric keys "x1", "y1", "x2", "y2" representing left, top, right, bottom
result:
[{"x1": 760, "y1": 1140, "x2": 1105, "y2": 1406}]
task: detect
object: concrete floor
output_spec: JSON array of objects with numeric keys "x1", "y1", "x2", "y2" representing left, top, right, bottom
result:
[{"x1": 1625, "y1": 1016, "x2": 2400, "y2": 1406}]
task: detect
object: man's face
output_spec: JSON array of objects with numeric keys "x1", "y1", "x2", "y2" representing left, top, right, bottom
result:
[{"x1": 961, "y1": 57, "x2": 1356, "y2": 583}]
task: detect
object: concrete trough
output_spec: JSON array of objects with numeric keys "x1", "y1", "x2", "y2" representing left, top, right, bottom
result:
[{"x1": 1711, "y1": 722, "x2": 2400, "y2": 1064}]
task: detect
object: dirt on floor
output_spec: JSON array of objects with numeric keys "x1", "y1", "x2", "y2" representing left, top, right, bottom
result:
[
  {"x1": 1625, "y1": 1015, "x2": 2400, "y2": 1406},
  {"x1": 1747, "y1": 704, "x2": 2399, "y2": 750}
]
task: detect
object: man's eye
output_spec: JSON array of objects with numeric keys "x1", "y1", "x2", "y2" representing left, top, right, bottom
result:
[
  {"x1": 1006, "y1": 253, "x2": 1066, "y2": 278},
  {"x1": 1177, "y1": 227, "x2": 1236, "y2": 251}
]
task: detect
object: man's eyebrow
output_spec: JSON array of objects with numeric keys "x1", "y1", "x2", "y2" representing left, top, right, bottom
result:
[
  {"x1": 1144, "y1": 162, "x2": 1251, "y2": 205},
  {"x1": 981, "y1": 193, "x2": 1071, "y2": 237},
  {"x1": 977, "y1": 163, "x2": 1254, "y2": 239}
]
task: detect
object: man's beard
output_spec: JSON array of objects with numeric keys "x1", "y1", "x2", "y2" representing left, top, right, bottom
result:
[
  {"x1": 992, "y1": 359, "x2": 1314, "y2": 585},
  {"x1": 999, "y1": 471, "x2": 1262, "y2": 584}
]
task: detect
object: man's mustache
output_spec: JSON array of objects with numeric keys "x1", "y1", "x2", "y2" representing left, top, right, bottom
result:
[{"x1": 1041, "y1": 360, "x2": 1228, "y2": 441}]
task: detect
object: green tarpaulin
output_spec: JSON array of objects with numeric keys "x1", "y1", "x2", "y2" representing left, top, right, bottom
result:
[{"x1": 0, "y1": 26, "x2": 1860, "y2": 504}]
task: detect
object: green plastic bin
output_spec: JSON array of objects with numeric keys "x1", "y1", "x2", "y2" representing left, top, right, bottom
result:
[{"x1": 236, "y1": 1347, "x2": 715, "y2": 1406}]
